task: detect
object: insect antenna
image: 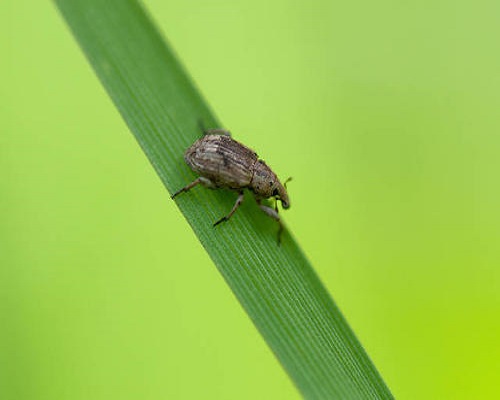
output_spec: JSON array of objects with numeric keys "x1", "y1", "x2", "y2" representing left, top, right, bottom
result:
[{"x1": 284, "y1": 177, "x2": 293, "y2": 189}]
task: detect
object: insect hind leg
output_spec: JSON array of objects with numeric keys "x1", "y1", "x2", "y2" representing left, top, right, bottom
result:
[
  {"x1": 197, "y1": 118, "x2": 231, "y2": 137},
  {"x1": 171, "y1": 177, "x2": 216, "y2": 199},
  {"x1": 204, "y1": 128, "x2": 231, "y2": 136}
]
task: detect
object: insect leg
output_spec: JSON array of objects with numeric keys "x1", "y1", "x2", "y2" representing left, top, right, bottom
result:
[
  {"x1": 171, "y1": 177, "x2": 215, "y2": 199},
  {"x1": 197, "y1": 119, "x2": 231, "y2": 136},
  {"x1": 257, "y1": 199, "x2": 283, "y2": 245},
  {"x1": 213, "y1": 191, "x2": 244, "y2": 226},
  {"x1": 204, "y1": 128, "x2": 231, "y2": 136}
]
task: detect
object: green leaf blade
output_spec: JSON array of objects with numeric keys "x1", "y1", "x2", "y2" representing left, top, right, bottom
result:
[{"x1": 54, "y1": 1, "x2": 393, "y2": 398}]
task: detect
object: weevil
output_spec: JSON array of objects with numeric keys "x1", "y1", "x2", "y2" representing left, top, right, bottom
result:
[{"x1": 171, "y1": 128, "x2": 290, "y2": 244}]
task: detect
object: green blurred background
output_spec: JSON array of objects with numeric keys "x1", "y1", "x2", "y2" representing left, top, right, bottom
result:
[{"x1": 2, "y1": 1, "x2": 499, "y2": 399}]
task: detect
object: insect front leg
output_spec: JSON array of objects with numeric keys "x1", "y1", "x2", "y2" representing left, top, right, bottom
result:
[
  {"x1": 171, "y1": 177, "x2": 216, "y2": 199},
  {"x1": 257, "y1": 199, "x2": 284, "y2": 245},
  {"x1": 213, "y1": 191, "x2": 244, "y2": 227}
]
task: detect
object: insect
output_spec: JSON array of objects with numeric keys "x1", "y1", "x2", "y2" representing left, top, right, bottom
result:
[{"x1": 172, "y1": 128, "x2": 291, "y2": 244}]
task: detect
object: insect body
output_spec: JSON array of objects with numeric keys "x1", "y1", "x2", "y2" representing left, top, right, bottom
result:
[{"x1": 172, "y1": 129, "x2": 290, "y2": 244}]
